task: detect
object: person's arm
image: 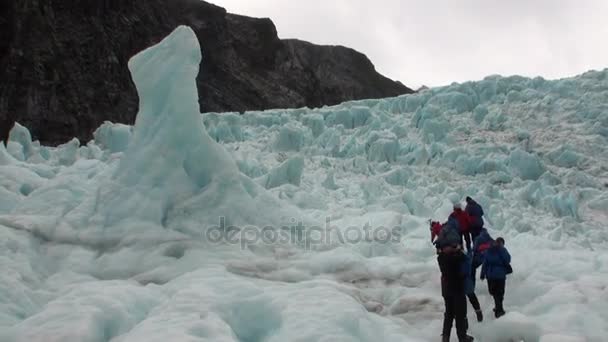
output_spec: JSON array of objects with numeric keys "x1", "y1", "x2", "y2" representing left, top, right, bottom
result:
[
  {"x1": 473, "y1": 235, "x2": 482, "y2": 251},
  {"x1": 464, "y1": 232, "x2": 471, "y2": 251},
  {"x1": 480, "y1": 259, "x2": 487, "y2": 280}
]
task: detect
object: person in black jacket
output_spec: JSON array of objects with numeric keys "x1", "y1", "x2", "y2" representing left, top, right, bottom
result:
[
  {"x1": 438, "y1": 244, "x2": 474, "y2": 342},
  {"x1": 465, "y1": 196, "x2": 485, "y2": 241}
]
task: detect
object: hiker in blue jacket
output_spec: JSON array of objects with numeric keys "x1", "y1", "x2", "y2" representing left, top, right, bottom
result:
[
  {"x1": 465, "y1": 197, "x2": 484, "y2": 241},
  {"x1": 480, "y1": 237, "x2": 511, "y2": 318}
]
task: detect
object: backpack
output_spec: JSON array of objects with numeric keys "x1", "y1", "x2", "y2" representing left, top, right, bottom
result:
[
  {"x1": 436, "y1": 223, "x2": 461, "y2": 248},
  {"x1": 499, "y1": 252, "x2": 513, "y2": 274}
]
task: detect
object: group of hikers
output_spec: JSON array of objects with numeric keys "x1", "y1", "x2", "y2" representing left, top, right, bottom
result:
[{"x1": 430, "y1": 196, "x2": 512, "y2": 342}]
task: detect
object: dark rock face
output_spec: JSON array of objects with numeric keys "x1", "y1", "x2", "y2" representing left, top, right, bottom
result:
[{"x1": 0, "y1": 0, "x2": 413, "y2": 145}]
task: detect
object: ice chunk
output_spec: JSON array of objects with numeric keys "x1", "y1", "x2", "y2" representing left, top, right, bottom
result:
[
  {"x1": 366, "y1": 133, "x2": 399, "y2": 163},
  {"x1": 205, "y1": 113, "x2": 244, "y2": 143},
  {"x1": 264, "y1": 156, "x2": 305, "y2": 189},
  {"x1": 56, "y1": 138, "x2": 80, "y2": 166},
  {"x1": 550, "y1": 192, "x2": 579, "y2": 219},
  {"x1": 5, "y1": 141, "x2": 24, "y2": 161},
  {"x1": 422, "y1": 119, "x2": 450, "y2": 142},
  {"x1": 509, "y1": 149, "x2": 545, "y2": 180},
  {"x1": 8, "y1": 123, "x2": 35, "y2": 160},
  {"x1": 92, "y1": 122, "x2": 133, "y2": 153},
  {"x1": 485, "y1": 108, "x2": 508, "y2": 131},
  {"x1": 402, "y1": 191, "x2": 431, "y2": 216},
  {"x1": 245, "y1": 111, "x2": 286, "y2": 127},
  {"x1": 384, "y1": 168, "x2": 412, "y2": 186},
  {"x1": 315, "y1": 128, "x2": 341, "y2": 156},
  {"x1": 455, "y1": 155, "x2": 507, "y2": 176},
  {"x1": 351, "y1": 106, "x2": 373, "y2": 128},
  {"x1": 81, "y1": 141, "x2": 104, "y2": 160},
  {"x1": 322, "y1": 170, "x2": 339, "y2": 190},
  {"x1": 21, "y1": 26, "x2": 304, "y2": 242},
  {"x1": 324, "y1": 107, "x2": 373, "y2": 129},
  {"x1": 506, "y1": 89, "x2": 523, "y2": 103},
  {"x1": 473, "y1": 105, "x2": 489, "y2": 124},
  {"x1": 412, "y1": 105, "x2": 441, "y2": 128},
  {"x1": 547, "y1": 145, "x2": 584, "y2": 168},
  {"x1": 426, "y1": 91, "x2": 475, "y2": 114},
  {"x1": 101, "y1": 25, "x2": 239, "y2": 223},
  {"x1": 220, "y1": 294, "x2": 283, "y2": 342},
  {"x1": 236, "y1": 158, "x2": 267, "y2": 178},
  {"x1": 400, "y1": 93, "x2": 428, "y2": 113},
  {"x1": 0, "y1": 143, "x2": 15, "y2": 165},
  {"x1": 588, "y1": 194, "x2": 608, "y2": 211},
  {"x1": 302, "y1": 114, "x2": 325, "y2": 137},
  {"x1": 4, "y1": 281, "x2": 162, "y2": 342},
  {"x1": 275, "y1": 124, "x2": 305, "y2": 152},
  {"x1": 0, "y1": 164, "x2": 45, "y2": 200}
]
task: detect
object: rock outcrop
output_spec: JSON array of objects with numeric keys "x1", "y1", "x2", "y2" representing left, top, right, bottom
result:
[{"x1": 0, "y1": 0, "x2": 413, "y2": 144}]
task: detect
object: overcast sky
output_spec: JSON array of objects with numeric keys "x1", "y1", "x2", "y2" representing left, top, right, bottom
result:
[{"x1": 210, "y1": 0, "x2": 608, "y2": 89}]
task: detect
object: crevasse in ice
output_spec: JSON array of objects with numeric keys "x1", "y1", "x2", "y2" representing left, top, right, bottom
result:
[{"x1": 1, "y1": 25, "x2": 607, "y2": 341}]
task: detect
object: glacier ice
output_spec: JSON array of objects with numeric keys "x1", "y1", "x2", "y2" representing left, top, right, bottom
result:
[
  {"x1": 274, "y1": 124, "x2": 307, "y2": 152},
  {"x1": 0, "y1": 143, "x2": 15, "y2": 166},
  {"x1": 1, "y1": 25, "x2": 608, "y2": 342},
  {"x1": 8, "y1": 123, "x2": 35, "y2": 160},
  {"x1": 263, "y1": 156, "x2": 305, "y2": 189},
  {"x1": 93, "y1": 122, "x2": 133, "y2": 153}
]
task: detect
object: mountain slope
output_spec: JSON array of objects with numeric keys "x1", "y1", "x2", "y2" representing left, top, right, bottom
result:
[{"x1": 0, "y1": 0, "x2": 413, "y2": 145}]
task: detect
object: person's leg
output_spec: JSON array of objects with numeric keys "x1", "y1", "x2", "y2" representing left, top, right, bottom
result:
[
  {"x1": 470, "y1": 228, "x2": 480, "y2": 242},
  {"x1": 487, "y1": 279, "x2": 498, "y2": 310},
  {"x1": 467, "y1": 293, "x2": 480, "y2": 311},
  {"x1": 469, "y1": 271, "x2": 477, "y2": 294},
  {"x1": 468, "y1": 290, "x2": 483, "y2": 322},
  {"x1": 443, "y1": 296, "x2": 455, "y2": 340},
  {"x1": 454, "y1": 294, "x2": 469, "y2": 340},
  {"x1": 464, "y1": 232, "x2": 472, "y2": 252},
  {"x1": 487, "y1": 278, "x2": 495, "y2": 297},
  {"x1": 488, "y1": 279, "x2": 506, "y2": 318},
  {"x1": 469, "y1": 219, "x2": 478, "y2": 241},
  {"x1": 495, "y1": 279, "x2": 506, "y2": 314}
]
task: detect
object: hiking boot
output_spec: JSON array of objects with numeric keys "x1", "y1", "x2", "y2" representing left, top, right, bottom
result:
[
  {"x1": 459, "y1": 335, "x2": 474, "y2": 342},
  {"x1": 493, "y1": 308, "x2": 506, "y2": 318},
  {"x1": 475, "y1": 309, "x2": 483, "y2": 322}
]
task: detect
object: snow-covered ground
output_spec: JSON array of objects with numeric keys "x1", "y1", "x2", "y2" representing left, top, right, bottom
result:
[{"x1": 1, "y1": 26, "x2": 607, "y2": 342}]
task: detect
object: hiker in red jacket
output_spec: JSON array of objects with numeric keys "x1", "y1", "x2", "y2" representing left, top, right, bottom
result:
[{"x1": 449, "y1": 203, "x2": 472, "y2": 252}]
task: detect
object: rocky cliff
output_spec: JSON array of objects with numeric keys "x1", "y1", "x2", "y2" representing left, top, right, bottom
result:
[{"x1": 0, "y1": 0, "x2": 413, "y2": 144}]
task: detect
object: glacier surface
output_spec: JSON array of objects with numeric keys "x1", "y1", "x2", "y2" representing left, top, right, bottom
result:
[{"x1": 1, "y1": 25, "x2": 608, "y2": 342}]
